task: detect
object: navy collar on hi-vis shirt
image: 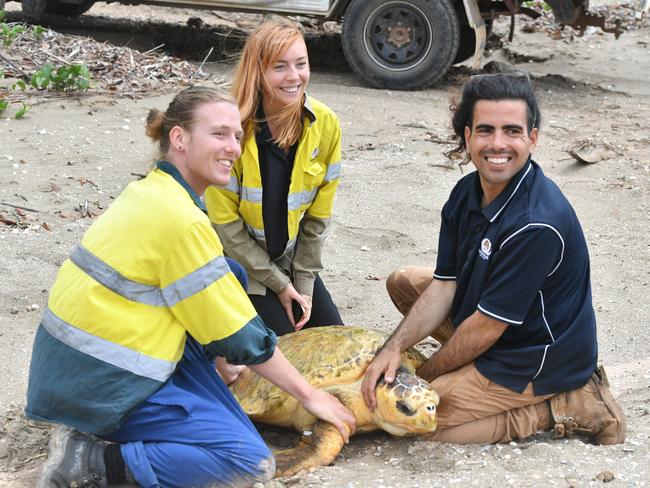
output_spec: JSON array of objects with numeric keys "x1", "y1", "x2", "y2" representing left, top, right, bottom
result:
[{"x1": 156, "y1": 160, "x2": 206, "y2": 213}]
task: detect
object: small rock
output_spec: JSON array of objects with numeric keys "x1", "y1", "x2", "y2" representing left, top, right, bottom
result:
[
  {"x1": 304, "y1": 473, "x2": 320, "y2": 483},
  {"x1": 263, "y1": 481, "x2": 286, "y2": 488},
  {"x1": 10, "y1": 307, "x2": 19, "y2": 315},
  {"x1": 284, "y1": 475, "x2": 302, "y2": 485},
  {"x1": 596, "y1": 470, "x2": 615, "y2": 482},
  {"x1": 360, "y1": 246, "x2": 370, "y2": 251}
]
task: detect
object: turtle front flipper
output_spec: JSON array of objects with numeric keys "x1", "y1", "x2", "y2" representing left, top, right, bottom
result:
[{"x1": 273, "y1": 421, "x2": 346, "y2": 478}]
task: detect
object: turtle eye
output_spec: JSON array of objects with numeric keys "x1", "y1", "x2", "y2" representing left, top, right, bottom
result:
[{"x1": 395, "y1": 400, "x2": 416, "y2": 416}]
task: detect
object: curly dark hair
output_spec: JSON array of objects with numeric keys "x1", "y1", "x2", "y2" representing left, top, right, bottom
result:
[{"x1": 449, "y1": 73, "x2": 541, "y2": 162}]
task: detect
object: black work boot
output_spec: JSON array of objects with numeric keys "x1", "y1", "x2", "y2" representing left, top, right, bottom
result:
[
  {"x1": 38, "y1": 426, "x2": 109, "y2": 488},
  {"x1": 549, "y1": 366, "x2": 626, "y2": 445}
]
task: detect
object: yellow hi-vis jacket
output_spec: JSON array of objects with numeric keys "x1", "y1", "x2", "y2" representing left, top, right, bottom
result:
[
  {"x1": 26, "y1": 167, "x2": 269, "y2": 435},
  {"x1": 205, "y1": 96, "x2": 342, "y2": 297}
]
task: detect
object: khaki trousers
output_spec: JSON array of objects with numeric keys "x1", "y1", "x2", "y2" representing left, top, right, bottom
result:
[{"x1": 386, "y1": 265, "x2": 553, "y2": 444}]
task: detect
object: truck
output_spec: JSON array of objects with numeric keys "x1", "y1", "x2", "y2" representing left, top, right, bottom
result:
[{"x1": 10, "y1": 0, "x2": 640, "y2": 89}]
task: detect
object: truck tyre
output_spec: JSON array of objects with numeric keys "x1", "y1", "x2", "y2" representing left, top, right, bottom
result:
[
  {"x1": 341, "y1": 0, "x2": 460, "y2": 89},
  {"x1": 45, "y1": 0, "x2": 94, "y2": 16},
  {"x1": 21, "y1": 0, "x2": 47, "y2": 18}
]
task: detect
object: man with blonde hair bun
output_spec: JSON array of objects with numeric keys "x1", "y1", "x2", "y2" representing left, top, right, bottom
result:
[{"x1": 27, "y1": 85, "x2": 355, "y2": 488}]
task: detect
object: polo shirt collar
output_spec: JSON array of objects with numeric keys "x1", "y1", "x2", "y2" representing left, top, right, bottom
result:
[
  {"x1": 471, "y1": 157, "x2": 534, "y2": 223},
  {"x1": 156, "y1": 160, "x2": 206, "y2": 212}
]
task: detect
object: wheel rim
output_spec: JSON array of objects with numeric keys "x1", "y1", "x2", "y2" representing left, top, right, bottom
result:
[{"x1": 362, "y1": 1, "x2": 433, "y2": 72}]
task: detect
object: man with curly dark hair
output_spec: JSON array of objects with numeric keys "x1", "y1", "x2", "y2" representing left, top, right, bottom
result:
[{"x1": 362, "y1": 73, "x2": 625, "y2": 446}]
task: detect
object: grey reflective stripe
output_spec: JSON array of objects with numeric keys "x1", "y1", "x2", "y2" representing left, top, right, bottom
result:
[
  {"x1": 70, "y1": 246, "x2": 165, "y2": 307},
  {"x1": 288, "y1": 188, "x2": 318, "y2": 211},
  {"x1": 214, "y1": 176, "x2": 239, "y2": 194},
  {"x1": 71, "y1": 245, "x2": 231, "y2": 307},
  {"x1": 246, "y1": 224, "x2": 265, "y2": 240},
  {"x1": 162, "y1": 255, "x2": 230, "y2": 307},
  {"x1": 41, "y1": 307, "x2": 176, "y2": 382},
  {"x1": 324, "y1": 162, "x2": 342, "y2": 182},
  {"x1": 241, "y1": 186, "x2": 263, "y2": 204}
]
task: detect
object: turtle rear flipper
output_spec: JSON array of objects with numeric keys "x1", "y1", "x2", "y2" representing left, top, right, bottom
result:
[{"x1": 274, "y1": 421, "x2": 346, "y2": 478}]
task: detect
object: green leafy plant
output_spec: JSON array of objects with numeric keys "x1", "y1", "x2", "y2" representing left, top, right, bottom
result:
[
  {"x1": 31, "y1": 63, "x2": 91, "y2": 91},
  {"x1": 0, "y1": 100, "x2": 27, "y2": 119},
  {"x1": 0, "y1": 10, "x2": 6, "y2": 23},
  {"x1": 1, "y1": 22, "x2": 26, "y2": 47},
  {"x1": 11, "y1": 79, "x2": 26, "y2": 91},
  {"x1": 13, "y1": 102, "x2": 28, "y2": 119},
  {"x1": 33, "y1": 25, "x2": 46, "y2": 38}
]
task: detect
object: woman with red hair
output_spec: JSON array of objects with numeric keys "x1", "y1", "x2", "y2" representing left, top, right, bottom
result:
[{"x1": 206, "y1": 20, "x2": 344, "y2": 336}]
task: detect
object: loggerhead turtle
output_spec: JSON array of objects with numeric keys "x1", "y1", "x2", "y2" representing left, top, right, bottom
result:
[{"x1": 229, "y1": 325, "x2": 439, "y2": 477}]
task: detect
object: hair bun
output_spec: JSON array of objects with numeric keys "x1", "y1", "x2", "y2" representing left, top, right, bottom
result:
[{"x1": 145, "y1": 109, "x2": 165, "y2": 142}]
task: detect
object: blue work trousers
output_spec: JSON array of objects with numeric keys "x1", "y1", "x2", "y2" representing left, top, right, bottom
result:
[{"x1": 103, "y1": 335, "x2": 274, "y2": 487}]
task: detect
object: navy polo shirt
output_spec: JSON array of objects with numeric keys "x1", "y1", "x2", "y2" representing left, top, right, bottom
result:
[{"x1": 434, "y1": 159, "x2": 597, "y2": 395}]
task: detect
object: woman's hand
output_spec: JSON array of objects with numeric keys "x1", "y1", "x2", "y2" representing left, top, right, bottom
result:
[
  {"x1": 277, "y1": 283, "x2": 312, "y2": 330},
  {"x1": 214, "y1": 357, "x2": 247, "y2": 385},
  {"x1": 296, "y1": 294, "x2": 313, "y2": 331}
]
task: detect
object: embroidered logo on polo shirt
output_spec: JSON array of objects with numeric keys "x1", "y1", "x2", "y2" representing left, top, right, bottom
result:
[
  {"x1": 479, "y1": 238, "x2": 492, "y2": 260},
  {"x1": 311, "y1": 147, "x2": 320, "y2": 160}
]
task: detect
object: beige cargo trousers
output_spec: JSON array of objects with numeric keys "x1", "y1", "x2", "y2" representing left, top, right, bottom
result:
[{"x1": 387, "y1": 266, "x2": 553, "y2": 444}]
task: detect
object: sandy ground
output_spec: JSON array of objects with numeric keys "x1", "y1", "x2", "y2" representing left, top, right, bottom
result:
[{"x1": 1, "y1": 2, "x2": 650, "y2": 486}]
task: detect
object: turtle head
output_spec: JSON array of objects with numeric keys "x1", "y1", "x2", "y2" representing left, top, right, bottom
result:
[{"x1": 373, "y1": 367, "x2": 439, "y2": 436}]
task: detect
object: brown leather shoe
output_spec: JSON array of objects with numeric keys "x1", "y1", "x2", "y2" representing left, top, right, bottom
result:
[{"x1": 549, "y1": 366, "x2": 626, "y2": 445}]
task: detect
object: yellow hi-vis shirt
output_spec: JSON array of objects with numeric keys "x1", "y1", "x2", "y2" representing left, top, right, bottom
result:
[
  {"x1": 26, "y1": 167, "x2": 272, "y2": 434},
  {"x1": 205, "y1": 96, "x2": 342, "y2": 296}
]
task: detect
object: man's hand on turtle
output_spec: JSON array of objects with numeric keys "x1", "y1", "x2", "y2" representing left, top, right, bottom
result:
[
  {"x1": 361, "y1": 344, "x2": 402, "y2": 411},
  {"x1": 301, "y1": 389, "x2": 356, "y2": 443}
]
